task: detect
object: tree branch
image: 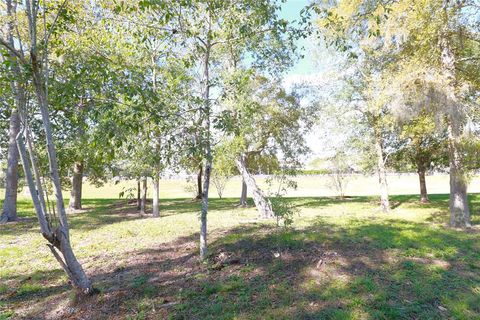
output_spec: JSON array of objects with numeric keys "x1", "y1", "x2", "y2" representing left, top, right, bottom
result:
[{"x1": 0, "y1": 36, "x2": 27, "y2": 65}]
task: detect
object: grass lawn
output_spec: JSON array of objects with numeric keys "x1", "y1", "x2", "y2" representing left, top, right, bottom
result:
[
  {"x1": 4, "y1": 173, "x2": 480, "y2": 201},
  {"x1": 0, "y1": 188, "x2": 479, "y2": 319}
]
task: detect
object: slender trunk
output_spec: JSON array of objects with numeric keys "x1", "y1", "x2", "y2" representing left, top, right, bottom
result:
[
  {"x1": 30, "y1": 66, "x2": 92, "y2": 294},
  {"x1": 239, "y1": 179, "x2": 248, "y2": 207},
  {"x1": 68, "y1": 161, "x2": 83, "y2": 210},
  {"x1": 137, "y1": 179, "x2": 141, "y2": 210},
  {"x1": 196, "y1": 165, "x2": 203, "y2": 199},
  {"x1": 0, "y1": 108, "x2": 21, "y2": 223},
  {"x1": 152, "y1": 173, "x2": 160, "y2": 217},
  {"x1": 440, "y1": 3, "x2": 471, "y2": 227},
  {"x1": 374, "y1": 133, "x2": 389, "y2": 212},
  {"x1": 199, "y1": 35, "x2": 212, "y2": 260},
  {"x1": 140, "y1": 177, "x2": 147, "y2": 215},
  {"x1": 200, "y1": 160, "x2": 211, "y2": 260},
  {"x1": 26, "y1": 3, "x2": 92, "y2": 292},
  {"x1": 235, "y1": 154, "x2": 274, "y2": 218},
  {"x1": 2, "y1": 0, "x2": 92, "y2": 294},
  {"x1": 417, "y1": 164, "x2": 429, "y2": 203},
  {"x1": 17, "y1": 135, "x2": 51, "y2": 237},
  {"x1": 0, "y1": 0, "x2": 26, "y2": 223}
]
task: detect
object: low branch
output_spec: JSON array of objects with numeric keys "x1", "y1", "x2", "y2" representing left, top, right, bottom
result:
[{"x1": 0, "y1": 36, "x2": 27, "y2": 64}]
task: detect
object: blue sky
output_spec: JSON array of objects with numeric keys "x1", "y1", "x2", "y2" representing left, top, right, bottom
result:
[
  {"x1": 279, "y1": 1, "x2": 337, "y2": 163},
  {"x1": 280, "y1": 0, "x2": 316, "y2": 77}
]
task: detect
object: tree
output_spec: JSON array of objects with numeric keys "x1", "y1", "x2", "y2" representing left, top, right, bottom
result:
[
  {"x1": 212, "y1": 144, "x2": 235, "y2": 199},
  {"x1": 158, "y1": 0, "x2": 299, "y2": 259},
  {"x1": 217, "y1": 72, "x2": 308, "y2": 218},
  {"x1": 0, "y1": 0, "x2": 26, "y2": 223},
  {"x1": 314, "y1": 0, "x2": 480, "y2": 226},
  {"x1": 325, "y1": 150, "x2": 353, "y2": 198},
  {"x1": 389, "y1": 114, "x2": 448, "y2": 203},
  {"x1": 0, "y1": 0, "x2": 93, "y2": 294}
]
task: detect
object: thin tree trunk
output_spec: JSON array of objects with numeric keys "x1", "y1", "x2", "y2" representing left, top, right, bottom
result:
[
  {"x1": 235, "y1": 154, "x2": 274, "y2": 218},
  {"x1": 374, "y1": 133, "x2": 389, "y2": 212},
  {"x1": 239, "y1": 179, "x2": 248, "y2": 207},
  {"x1": 68, "y1": 161, "x2": 83, "y2": 210},
  {"x1": 417, "y1": 164, "x2": 429, "y2": 203},
  {"x1": 16, "y1": 135, "x2": 51, "y2": 237},
  {"x1": 140, "y1": 177, "x2": 147, "y2": 215},
  {"x1": 29, "y1": 67, "x2": 93, "y2": 294},
  {"x1": 440, "y1": 2, "x2": 471, "y2": 227},
  {"x1": 0, "y1": 108, "x2": 21, "y2": 223},
  {"x1": 0, "y1": 0, "x2": 26, "y2": 224},
  {"x1": 137, "y1": 179, "x2": 141, "y2": 210},
  {"x1": 24, "y1": 0, "x2": 92, "y2": 293},
  {"x1": 196, "y1": 165, "x2": 203, "y2": 200},
  {"x1": 152, "y1": 173, "x2": 160, "y2": 217},
  {"x1": 199, "y1": 34, "x2": 212, "y2": 260},
  {"x1": 1, "y1": 0, "x2": 92, "y2": 294}
]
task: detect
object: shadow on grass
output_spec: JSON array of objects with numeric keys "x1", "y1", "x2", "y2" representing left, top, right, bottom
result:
[
  {"x1": 3, "y1": 193, "x2": 478, "y2": 238},
  {"x1": 144, "y1": 219, "x2": 479, "y2": 319},
  {"x1": 5, "y1": 210, "x2": 479, "y2": 319},
  {"x1": 0, "y1": 268, "x2": 69, "y2": 310}
]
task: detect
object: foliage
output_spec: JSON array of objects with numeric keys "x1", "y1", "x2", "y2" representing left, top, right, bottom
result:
[
  {"x1": 267, "y1": 172, "x2": 299, "y2": 227},
  {"x1": 324, "y1": 151, "x2": 353, "y2": 198},
  {"x1": 388, "y1": 114, "x2": 448, "y2": 172}
]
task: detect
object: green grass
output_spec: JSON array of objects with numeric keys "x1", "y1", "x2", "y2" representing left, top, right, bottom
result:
[
  {"x1": 3, "y1": 173, "x2": 480, "y2": 201},
  {"x1": 0, "y1": 191, "x2": 479, "y2": 319}
]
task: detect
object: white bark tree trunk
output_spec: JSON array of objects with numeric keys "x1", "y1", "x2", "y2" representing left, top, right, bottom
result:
[
  {"x1": 1, "y1": 108, "x2": 21, "y2": 223},
  {"x1": 239, "y1": 179, "x2": 248, "y2": 207},
  {"x1": 447, "y1": 122, "x2": 471, "y2": 227},
  {"x1": 16, "y1": 0, "x2": 93, "y2": 294},
  {"x1": 235, "y1": 154, "x2": 274, "y2": 219},
  {"x1": 140, "y1": 177, "x2": 147, "y2": 215},
  {"x1": 440, "y1": 2, "x2": 471, "y2": 227},
  {"x1": 152, "y1": 173, "x2": 160, "y2": 217},
  {"x1": 374, "y1": 133, "x2": 389, "y2": 212},
  {"x1": 0, "y1": 0, "x2": 26, "y2": 223},
  {"x1": 199, "y1": 34, "x2": 212, "y2": 260}
]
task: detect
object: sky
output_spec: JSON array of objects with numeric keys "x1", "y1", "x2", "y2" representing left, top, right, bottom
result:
[
  {"x1": 279, "y1": 0, "x2": 316, "y2": 77},
  {"x1": 279, "y1": 0, "x2": 329, "y2": 165}
]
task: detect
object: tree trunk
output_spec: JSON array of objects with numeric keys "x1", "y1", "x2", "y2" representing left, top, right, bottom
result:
[
  {"x1": 199, "y1": 36, "x2": 212, "y2": 261},
  {"x1": 440, "y1": 3, "x2": 471, "y2": 227},
  {"x1": 448, "y1": 128, "x2": 470, "y2": 227},
  {"x1": 235, "y1": 154, "x2": 274, "y2": 218},
  {"x1": 196, "y1": 165, "x2": 203, "y2": 200},
  {"x1": 417, "y1": 164, "x2": 429, "y2": 203},
  {"x1": 2, "y1": 0, "x2": 92, "y2": 294},
  {"x1": 0, "y1": 0, "x2": 26, "y2": 224},
  {"x1": 152, "y1": 173, "x2": 160, "y2": 217},
  {"x1": 0, "y1": 108, "x2": 21, "y2": 223},
  {"x1": 28, "y1": 6, "x2": 92, "y2": 292},
  {"x1": 374, "y1": 133, "x2": 389, "y2": 212},
  {"x1": 239, "y1": 179, "x2": 248, "y2": 207},
  {"x1": 68, "y1": 161, "x2": 84, "y2": 210},
  {"x1": 30, "y1": 67, "x2": 93, "y2": 294},
  {"x1": 137, "y1": 179, "x2": 141, "y2": 210},
  {"x1": 140, "y1": 177, "x2": 147, "y2": 215}
]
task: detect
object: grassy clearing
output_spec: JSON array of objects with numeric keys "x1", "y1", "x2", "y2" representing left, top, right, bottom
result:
[
  {"x1": 4, "y1": 174, "x2": 480, "y2": 202},
  {"x1": 0, "y1": 193, "x2": 479, "y2": 319}
]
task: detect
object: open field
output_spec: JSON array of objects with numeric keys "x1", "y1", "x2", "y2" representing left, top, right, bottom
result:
[
  {"x1": 3, "y1": 173, "x2": 480, "y2": 203},
  {"x1": 66, "y1": 174, "x2": 480, "y2": 199},
  {"x1": 0, "y1": 175, "x2": 479, "y2": 319}
]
